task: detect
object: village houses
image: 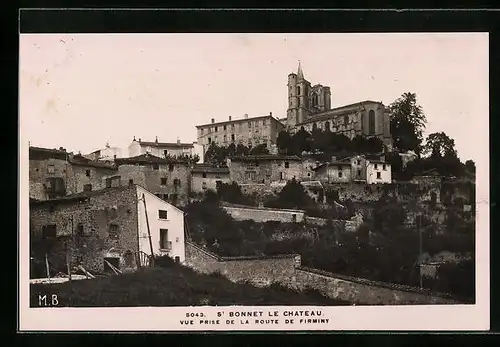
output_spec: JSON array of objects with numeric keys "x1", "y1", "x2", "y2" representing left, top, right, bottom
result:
[
  {"x1": 30, "y1": 184, "x2": 186, "y2": 275},
  {"x1": 190, "y1": 164, "x2": 231, "y2": 194}
]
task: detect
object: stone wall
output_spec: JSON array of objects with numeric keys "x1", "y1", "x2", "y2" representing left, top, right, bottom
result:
[
  {"x1": 30, "y1": 186, "x2": 139, "y2": 274},
  {"x1": 185, "y1": 241, "x2": 459, "y2": 305},
  {"x1": 185, "y1": 241, "x2": 300, "y2": 287},
  {"x1": 222, "y1": 205, "x2": 306, "y2": 223},
  {"x1": 294, "y1": 266, "x2": 458, "y2": 305}
]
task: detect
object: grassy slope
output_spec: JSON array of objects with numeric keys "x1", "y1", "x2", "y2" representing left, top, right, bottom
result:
[{"x1": 30, "y1": 261, "x2": 352, "y2": 307}]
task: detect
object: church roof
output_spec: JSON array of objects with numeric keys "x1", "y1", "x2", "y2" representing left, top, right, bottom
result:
[{"x1": 297, "y1": 61, "x2": 305, "y2": 80}]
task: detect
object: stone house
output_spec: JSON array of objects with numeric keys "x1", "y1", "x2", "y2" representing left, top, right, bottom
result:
[
  {"x1": 190, "y1": 164, "x2": 231, "y2": 194},
  {"x1": 113, "y1": 153, "x2": 192, "y2": 207},
  {"x1": 29, "y1": 146, "x2": 117, "y2": 201},
  {"x1": 29, "y1": 184, "x2": 185, "y2": 275},
  {"x1": 350, "y1": 154, "x2": 392, "y2": 184},
  {"x1": 226, "y1": 154, "x2": 304, "y2": 184},
  {"x1": 84, "y1": 142, "x2": 127, "y2": 161},
  {"x1": 313, "y1": 158, "x2": 352, "y2": 183}
]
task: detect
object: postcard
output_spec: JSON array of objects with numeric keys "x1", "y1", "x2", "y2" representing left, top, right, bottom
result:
[{"x1": 19, "y1": 31, "x2": 489, "y2": 331}]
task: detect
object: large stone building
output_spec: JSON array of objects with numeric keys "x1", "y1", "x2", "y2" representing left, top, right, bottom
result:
[
  {"x1": 30, "y1": 184, "x2": 186, "y2": 276},
  {"x1": 113, "y1": 153, "x2": 192, "y2": 206},
  {"x1": 226, "y1": 154, "x2": 305, "y2": 184},
  {"x1": 196, "y1": 113, "x2": 285, "y2": 154},
  {"x1": 283, "y1": 63, "x2": 393, "y2": 151}
]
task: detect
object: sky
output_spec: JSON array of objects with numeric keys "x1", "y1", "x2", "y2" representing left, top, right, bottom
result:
[{"x1": 19, "y1": 33, "x2": 489, "y2": 161}]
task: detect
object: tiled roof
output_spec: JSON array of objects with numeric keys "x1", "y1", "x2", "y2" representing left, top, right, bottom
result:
[
  {"x1": 29, "y1": 146, "x2": 70, "y2": 160},
  {"x1": 229, "y1": 154, "x2": 301, "y2": 162},
  {"x1": 114, "y1": 153, "x2": 190, "y2": 165},
  {"x1": 196, "y1": 115, "x2": 284, "y2": 128},
  {"x1": 30, "y1": 186, "x2": 134, "y2": 205},
  {"x1": 69, "y1": 155, "x2": 117, "y2": 169},
  {"x1": 191, "y1": 164, "x2": 230, "y2": 174},
  {"x1": 313, "y1": 160, "x2": 351, "y2": 171},
  {"x1": 138, "y1": 141, "x2": 194, "y2": 148},
  {"x1": 297, "y1": 100, "x2": 384, "y2": 125}
]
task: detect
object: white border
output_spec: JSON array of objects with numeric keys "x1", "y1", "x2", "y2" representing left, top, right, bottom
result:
[{"x1": 18, "y1": 33, "x2": 490, "y2": 331}]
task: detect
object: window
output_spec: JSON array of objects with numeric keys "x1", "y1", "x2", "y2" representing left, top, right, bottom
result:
[
  {"x1": 297, "y1": 86, "x2": 301, "y2": 95},
  {"x1": 42, "y1": 224, "x2": 57, "y2": 239},
  {"x1": 280, "y1": 172, "x2": 284, "y2": 180},
  {"x1": 248, "y1": 122, "x2": 252, "y2": 128},
  {"x1": 163, "y1": 150, "x2": 168, "y2": 157},
  {"x1": 357, "y1": 169, "x2": 361, "y2": 176},
  {"x1": 108, "y1": 224, "x2": 119, "y2": 239},
  {"x1": 297, "y1": 97, "x2": 301, "y2": 106},
  {"x1": 383, "y1": 164, "x2": 386, "y2": 170},
  {"x1": 223, "y1": 125, "x2": 227, "y2": 131},
  {"x1": 202, "y1": 172, "x2": 207, "y2": 178},
  {"x1": 292, "y1": 214, "x2": 297, "y2": 223},
  {"x1": 152, "y1": 163, "x2": 159, "y2": 170},
  {"x1": 232, "y1": 124, "x2": 235, "y2": 129},
  {"x1": 263, "y1": 119, "x2": 266, "y2": 126},
  {"x1": 173, "y1": 178, "x2": 180, "y2": 186},
  {"x1": 208, "y1": 137, "x2": 212, "y2": 144},
  {"x1": 159, "y1": 210, "x2": 168, "y2": 219},
  {"x1": 374, "y1": 164, "x2": 378, "y2": 170},
  {"x1": 47, "y1": 164, "x2": 55, "y2": 174},
  {"x1": 128, "y1": 179, "x2": 134, "y2": 186},
  {"x1": 83, "y1": 184, "x2": 92, "y2": 192},
  {"x1": 175, "y1": 256, "x2": 180, "y2": 263},
  {"x1": 223, "y1": 135, "x2": 227, "y2": 142},
  {"x1": 284, "y1": 161, "x2": 290, "y2": 168},
  {"x1": 159, "y1": 229, "x2": 171, "y2": 250},
  {"x1": 168, "y1": 163, "x2": 174, "y2": 171},
  {"x1": 376, "y1": 172, "x2": 381, "y2": 179},
  {"x1": 369, "y1": 110, "x2": 376, "y2": 135},
  {"x1": 338, "y1": 171, "x2": 343, "y2": 178},
  {"x1": 161, "y1": 177, "x2": 167, "y2": 186},
  {"x1": 245, "y1": 171, "x2": 256, "y2": 181},
  {"x1": 357, "y1": 160, "x2": 360, "y2": 165},
  {"x1": 325, "y1": 121, "x2": 330, "y2": 131},
  {"x1": 215, "y1": 126, "x2": 218, "y2": 132},
  {"x1": 85, "y1": 169, "x2": 91, "y2": 177},
  {"x1": 202, "y1": 181, "x2": 207, "y2": 189},
  {"x1": 231, "y1": 134, "x2": 235, "y2": 142}
]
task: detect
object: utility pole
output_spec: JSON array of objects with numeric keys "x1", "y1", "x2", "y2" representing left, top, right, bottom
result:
[
  {"x1": 418, "y1": 214, "x2": 423, "y2": 289},
  {"x1": 142, "y1": 193, "x2": 155, "y2": 267}
]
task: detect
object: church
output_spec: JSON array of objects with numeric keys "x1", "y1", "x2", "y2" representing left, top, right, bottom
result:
[{"x1": 280, "y1": 62, "x2": 393, "y2": 151}]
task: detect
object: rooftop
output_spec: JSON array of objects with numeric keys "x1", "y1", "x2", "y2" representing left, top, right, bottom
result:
[
  {"x1": 30, "y1": 185, "x2": 134, "y2": 205},
  {"x1": 29, "y1": 146, "x2": 70, "y2": 161},
  {"x1": 114, "y1": 153, "x2": 191, "y2": 165},
  {"x1": 228, "y1": 154, "x2": 301, "y2": 162},
  {"x1": 135, "y1": 139, "x2": 194, "y2": 148},
  {"x1": 297, "y1": 100, "x2": 385, "y2": 126},
  {"x1": 69, "y1": 155, "x2": 117, "y2": 169},
  {"x1": 191, "y1": 164, "x2": 230, "y2": 174},
  {"x1": 196, "y1": 114, "x2": 284, "y2": 128}
]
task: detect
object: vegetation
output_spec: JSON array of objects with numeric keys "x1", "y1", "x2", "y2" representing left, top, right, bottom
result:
[
  {"x1": 30, "y1": 256, "x2": 349, "y2": 306},
  {"x1": 185, "y1": 188, "x2": 475, "y2": 300},
  {"x1": 204, "y1": 142, "x2": 269, "y2": 166}
]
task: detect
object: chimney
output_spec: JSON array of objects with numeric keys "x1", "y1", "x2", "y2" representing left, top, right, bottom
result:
[
  {"x1": 133, "y1": 136, "x2": 136, "y2": 141},
  {"x1": 244, "y1": 114, "x2": 248, "y2": 119},
  {"x1": 177, "y1": 138, "x2": 181, "y2": 145},
  {"x1": 211, "y1": 118, "x2": 215, "y2": 124},
  {"x1": 229, "y1": 116, "x2": 232, "y2": 121},
  {"x1": 155, "y1": 136, "x2": 158, "y2": 143},
  {"x1": 269, "y1": 111, "x2": 272, "y2": 117}
]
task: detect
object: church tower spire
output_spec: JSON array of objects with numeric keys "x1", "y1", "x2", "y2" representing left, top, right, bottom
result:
[{"x1": 297, "y1": 60, "x2": 304, "y2": 80}]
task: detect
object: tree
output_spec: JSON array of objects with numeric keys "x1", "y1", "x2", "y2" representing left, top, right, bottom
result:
[
  {"x1": 291, "y1": 127, "x2": 311, "y2": 154},
  {"x1": 235, "y1": 143, "x2": 249, "y2": 156},
  {"x1": 277, "y1": 131, "x2": 293, "y2": 154},
  {"x1": 389, "y1": 92, "x2": 427, "y2": 154},
  {"x1": 249, "y1": 144, "x2": 269, "y2": 155},
  {"x1": 423, "y1": 132, "x2": 463, "y2": 177},
  {"x1": 265, "y1": 178, "x2": 315, "y2": 210},
  {"x1": 465, "y1": 160, "x2": 476, "y2": 174}
]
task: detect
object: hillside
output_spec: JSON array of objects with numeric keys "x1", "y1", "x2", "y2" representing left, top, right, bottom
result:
[{"x1": 30, "y1": 258, "x2": 351, "y2": 307}]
